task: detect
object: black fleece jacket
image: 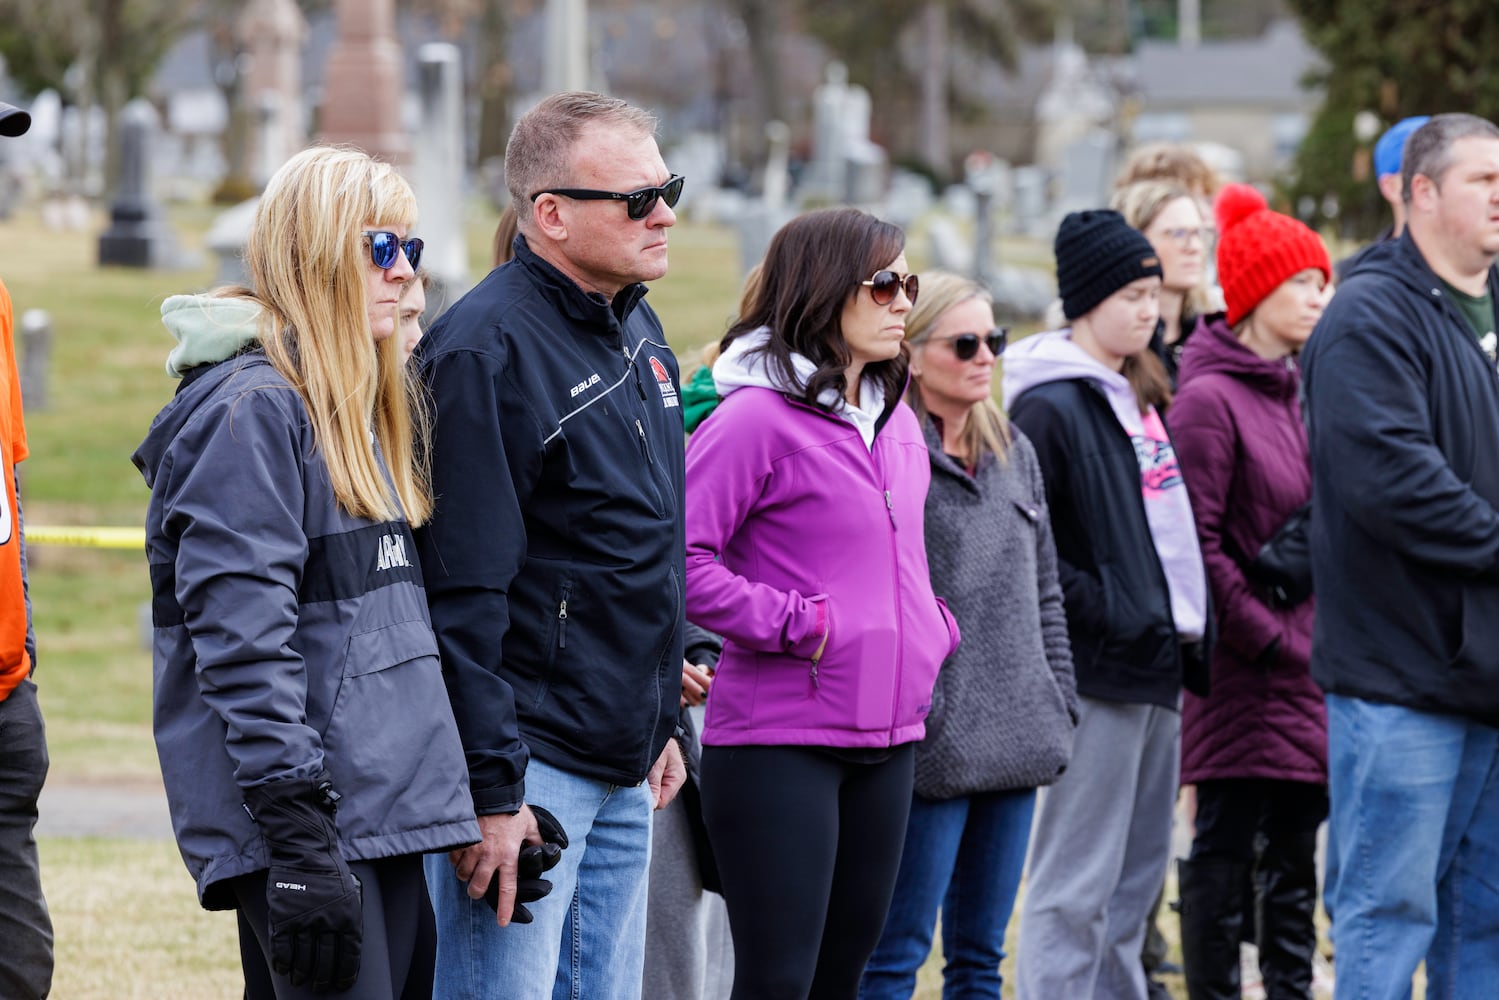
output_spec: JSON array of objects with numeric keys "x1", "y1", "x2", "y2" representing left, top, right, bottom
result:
[
  {"x1": 1302, "y1": 230, "x2": 1499, "y2": 725},
  {"x1": 414, "y1": 237, "x2": 685, "y2": 815}
]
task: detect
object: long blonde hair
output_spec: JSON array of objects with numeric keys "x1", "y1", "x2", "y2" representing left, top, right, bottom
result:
[
  {"x1": 245, "y1": 145, "x2": 431, "y2": 525},
  {"x1": 903, "y1": 271, "x2": 1011, "y2": 468}
]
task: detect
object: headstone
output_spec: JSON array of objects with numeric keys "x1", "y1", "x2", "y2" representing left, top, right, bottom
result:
[
  {"x1": 762, "y1": 120, "x2": 790, "y2": 211},
  {"x1": 206, "y1": 197, "x2": 261, "y2": 288},
  {"x1": 883, "y1": 170, "x2": 933, "y2": 229},
  {"x1": 927, "y1": 216, "x2": 973, "y2": 274},
  {"x1": 97, "y1": 100, "x2": 180, "y2": 268},
  {"x1": 1011, "y1": 165, "x2": 1049, "y2": 238},
  {"x1": 414, "y1": 44, "x2": 469, "y2": 303},
  {"x1": 1033, "y1": 32, "x2": 1114, "y2": 175},
  {"x1": 1054, "y1": 129, "x2": 1115, "y2": 216},
  {"x1": 803, "y1": 63, "x2": 854, "y2": 203},
  {"x1": 238, "y1": 0, "x2": 307, "y2": 184},
  {"x1": 317, "y1": 0, "x2": 407, "y2": 164},
  {"x1": 544, "y1": 0, "x2": 590, "y2": 94},
  {"x1": 19, "y1": 310, "x2": 50, "y2": 412},
  {"x1": 966, "y1": 150, "x2": 998, "y2": 284}
]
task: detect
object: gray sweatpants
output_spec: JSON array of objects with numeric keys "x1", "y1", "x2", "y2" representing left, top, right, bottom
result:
[{"x1": 1016, "y1": 695, "x2": 1180, "y2": 1000}]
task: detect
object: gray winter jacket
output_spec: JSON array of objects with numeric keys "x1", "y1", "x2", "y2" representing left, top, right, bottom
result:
[
  {"x1": 132, "y1": 349, "x2": 479, "y2": 908},
  {"x1": 914, "y1": 418, "x2": 1077, "y2": 799}
]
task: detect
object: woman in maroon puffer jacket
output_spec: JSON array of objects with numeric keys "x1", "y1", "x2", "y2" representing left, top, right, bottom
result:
[{"x1": 1170, "y1": 184, "x2": 1333, "y2": 1000}]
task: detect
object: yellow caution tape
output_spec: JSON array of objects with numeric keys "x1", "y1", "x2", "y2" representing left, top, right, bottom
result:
[{"x1": 27, "y1": 526, "x2": 145, "y2": 550}]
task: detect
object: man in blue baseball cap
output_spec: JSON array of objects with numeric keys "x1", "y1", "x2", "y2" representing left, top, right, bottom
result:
[
  {"x1": 1336, "y1": 115, "x2": 1431, "y2": 282},
  {"x1": 1374, "y1": 115, "x2": 1431, "y2": 239}
]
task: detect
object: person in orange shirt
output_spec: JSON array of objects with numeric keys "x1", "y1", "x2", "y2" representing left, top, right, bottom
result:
[{"x1": 0, "y1": 98, "x2": 52, "y2": 1000}]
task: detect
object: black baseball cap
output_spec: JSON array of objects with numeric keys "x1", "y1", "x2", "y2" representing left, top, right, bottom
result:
[{"x1": 0, "y1": 102, "x2": 31, "y2": 138}]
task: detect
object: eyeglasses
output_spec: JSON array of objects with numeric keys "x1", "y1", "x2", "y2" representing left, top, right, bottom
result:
[
  {"x1": 923, "y1": 328, "x2": 1008, "y2": 361},
  {"x1": 1156, "y1": 226, "x2": 1207, "y2": 247},
  {"x1": 861, "y1": 270, "x2": 920, "y2": 306},
  {"x1": 530, "y1": 174, "x2": 685, "y2": 221},
  {"x1": 363, "y1": 231, "x2": 424, "y2": 271}
]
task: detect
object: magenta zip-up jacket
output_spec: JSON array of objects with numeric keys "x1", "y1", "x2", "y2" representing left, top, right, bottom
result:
[{"x1": 685, "y1": 383, "x2": 959, "y2": 749}]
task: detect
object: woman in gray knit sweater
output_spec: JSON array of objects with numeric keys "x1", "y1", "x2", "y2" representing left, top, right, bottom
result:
[{"x1": 859, "y1": 272, "x2": 1078, "y2": 999}]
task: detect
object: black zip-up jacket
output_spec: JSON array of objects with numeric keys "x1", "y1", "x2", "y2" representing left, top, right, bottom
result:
[
  {"x1": 1302, "y1": 231, "x2": 1499, "y2": 725},
  {"x1": 1011, "y1": 380, "x2": 1211, "y2": 707},
  {"x1": 414, "y1": 237, "x2": 685, "y2": 815}
]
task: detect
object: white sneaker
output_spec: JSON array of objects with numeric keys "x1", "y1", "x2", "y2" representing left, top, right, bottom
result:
[
  {"x1": 1240, "y1": 942, "x2": 1266, "y2": 1000},
  {"x1": 1312, "y1": 952, "x2": 1336, "y2": 997}
]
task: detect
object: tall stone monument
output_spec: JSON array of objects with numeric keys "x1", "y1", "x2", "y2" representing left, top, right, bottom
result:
[
  {"x1": 98, "y1": 100, "x2": 179, "y2": 267},
  {"x1": 545, "y1": 0, "x2": 590, "y2": 94},
  {"x1": 317, "y1": 0, "x2": 407, "y2": 163},
  {"x1": 238, "y1": 0, "x2": 307, "y2": 184},
  {"x1": 414, "y1": 44, "x2": 469, "y2": 302}
]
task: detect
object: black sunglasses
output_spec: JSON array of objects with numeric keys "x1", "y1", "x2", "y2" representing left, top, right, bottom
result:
[
  {"x1": 861, "y1": 269, "x2": 920, "y2": 306},
  {"x1": 363, "y1": 231, "x2": 424, "y2": 271},
  {"x1": 530, "y1": 174, "x2": 686, "y2": 221},
  {"x1": 926, "y1": 328, "x2": 1009, "y2": 361}
]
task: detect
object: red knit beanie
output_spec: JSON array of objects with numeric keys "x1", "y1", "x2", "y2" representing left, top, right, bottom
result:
[{"x1": 1214, "y1": 184, "x2": 1331, "y2": 327}]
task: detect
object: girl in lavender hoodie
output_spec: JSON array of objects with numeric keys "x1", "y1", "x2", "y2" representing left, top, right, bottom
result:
[
  {"x1": 684, "y1": 207, "x2": 959, "y2": 999},
  {"x1": 1006, "y1": 210, "x2": 1210, "y2": 1000}
]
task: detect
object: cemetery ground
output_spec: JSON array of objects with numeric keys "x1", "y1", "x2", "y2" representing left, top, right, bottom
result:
[{"x1": 1, "y1": 198, "x2": 1201, "y2": 998}]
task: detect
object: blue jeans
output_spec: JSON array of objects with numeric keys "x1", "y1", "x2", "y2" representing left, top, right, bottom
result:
[
  {"x1": 1325, "y1": 693, "x2": 1499, "y2": 1000},
  {"x1": 859, "y1": 788, "x2": 1036, "y2": 1000},
  {"x1": 426, "y1": 756, "x2": 654, "y2": 1000}
]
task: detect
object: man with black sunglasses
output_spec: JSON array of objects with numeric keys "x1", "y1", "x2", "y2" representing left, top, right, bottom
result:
[{"x1": 413, "y1": 91, "x2": 687, "y2": 1000}]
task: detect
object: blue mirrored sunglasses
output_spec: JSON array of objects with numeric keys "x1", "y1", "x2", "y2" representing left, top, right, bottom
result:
[{"x1": 363, "y1": 231, "x2": 424, "y2": 271}]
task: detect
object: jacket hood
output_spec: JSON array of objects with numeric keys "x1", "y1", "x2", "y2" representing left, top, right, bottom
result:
[
  {"x1": 1002, "y1": 328, "x2": 1143, "y2": 433},
  {"x1": 133, "y1": 351, "x2": 268, "y2": 490},
  {"x1": 1344, "y1": 229, "x2": 1499, "y2": 302},
  {"x1": 1177, "y1": 314, "x2": 1299, "y2": 399},
  {"x1": 714, "y1": 326, "x2": 819, "y2": 398},
  {"x1": 713, "y1": 326, "x2": 891, "y2": 445},
  {"x1": 159, "y1": 294, "x2": 262, "y2": 378}
]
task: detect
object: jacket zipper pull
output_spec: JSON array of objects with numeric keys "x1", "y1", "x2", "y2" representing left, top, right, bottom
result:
[
  {"x1": 635, "y1": 418, "x2": 653, "y2": 462},
  {"x1": 558, "y1": 599, "x2": 568, "y2": 649},
  {"x1": 809, "y1": 658, "x2": 820, "y2": 688},
  {"x1": 884, "y1": 490, "x2": 897, "y2": 529},
  {"x1": 625, "y1": 349, "x2": 647, "y2": 400}
]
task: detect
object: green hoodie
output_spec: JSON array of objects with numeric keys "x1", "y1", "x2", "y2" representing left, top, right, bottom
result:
[
  {"x1": 159, "y1": 294, "x2": 262, "y2": 378},
  {"x1": 681, "y1": 363, "x2": 721, "y2": 434}
]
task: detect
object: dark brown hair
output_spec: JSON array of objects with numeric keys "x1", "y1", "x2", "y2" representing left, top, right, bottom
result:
[
  {"x1": 1123, "y1": 350, "x2": 1173, "y2": 413},
  {"x1": 721, "y1": 208, "x2": 909, "y2": 412}
]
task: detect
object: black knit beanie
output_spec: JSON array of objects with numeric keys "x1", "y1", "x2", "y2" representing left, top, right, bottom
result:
[{"x1": 1054, "y1": 209, "x2": 1164, "y2": 320}]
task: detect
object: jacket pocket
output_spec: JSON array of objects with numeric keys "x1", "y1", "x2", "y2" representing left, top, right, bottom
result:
[
  {"x1": 321, "y1": 618, "x2": 465, "y2": 845},
  {"x1": 534, "y1": 575, "x2": 575, "y2": 711}
]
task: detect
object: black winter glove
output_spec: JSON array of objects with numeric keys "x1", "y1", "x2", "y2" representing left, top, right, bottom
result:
[
  {"x1": 245, "y1": 774, "x2": 363, "y2": 993},
  {"x1": 485, "y1": 804, "x2": 569, "y2": 922}
]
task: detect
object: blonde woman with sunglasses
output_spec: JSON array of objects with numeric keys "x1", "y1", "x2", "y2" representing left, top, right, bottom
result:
[{"x1": 134, "y1": 145, "x2": 477, "y2": 999}]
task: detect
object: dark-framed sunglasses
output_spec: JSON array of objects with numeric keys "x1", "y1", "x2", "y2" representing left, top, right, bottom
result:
[
  {"x1": 363, "y1": 231, "x2": 424, "y2": 271},
  {"x1": 862, "y1": 269, "x2": 920, "y2": 306},
  {"x1": 926, "y1": 328, "x2": 1009, "y2": 361},
  {"x1": 530, "y1": 173, "x2": 686, "y2": 221}
]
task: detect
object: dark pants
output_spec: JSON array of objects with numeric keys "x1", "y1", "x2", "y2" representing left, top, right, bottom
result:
[
  {"x1": 702, "y1": 743, "x2": 914, "y2": 1000},
  {"x1": 234, "y1": 853, "x2": 436, "y2": 1000},
  {"x1": 1183, "y1": 778, "x2": 1327, "y2": 1000},
  {"x1": 0, "y1": 679, "x2": 53, "y2": 1000}
]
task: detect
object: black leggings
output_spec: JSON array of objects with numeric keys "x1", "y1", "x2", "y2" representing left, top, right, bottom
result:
[
  {"x1": 701, "y1": 743, "x2": 915, "y2": 1000},
  {"x1": 234, "y1": 854, "x2": 436, "y2": 1000}
]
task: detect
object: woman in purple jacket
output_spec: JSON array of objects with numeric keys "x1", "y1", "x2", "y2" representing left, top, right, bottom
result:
[
  {"x1": 1170, "y1": 184, "x2": 1332, "y2": 1000},
  {"x1": 684, "y1": 207, "x2": 959, "y2": 999}
]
